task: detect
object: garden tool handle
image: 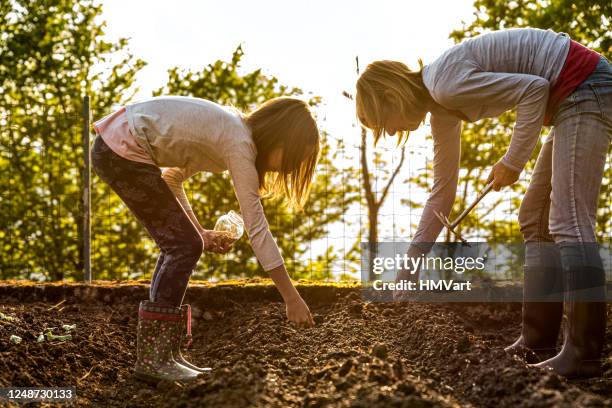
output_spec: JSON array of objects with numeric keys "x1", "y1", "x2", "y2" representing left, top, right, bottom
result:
[{"x1": 450, "y1": 181, "x2": 495, "y2": 228}]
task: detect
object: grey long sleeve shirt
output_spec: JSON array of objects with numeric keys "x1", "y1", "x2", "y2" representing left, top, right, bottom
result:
[
  {"x1": 126, "y1": 96, "x2": 284, "y2": 271},
  {"x1": 412, "y1": 28, "x2": 570, "y2": 250}
]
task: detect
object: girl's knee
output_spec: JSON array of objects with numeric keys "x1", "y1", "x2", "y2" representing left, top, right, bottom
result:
[{"x1": 183, "y1": 234, "x2": 204, "y2": 261}]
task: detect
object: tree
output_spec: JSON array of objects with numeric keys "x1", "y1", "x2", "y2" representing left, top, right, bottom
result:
[
  {"x1": 342, "y1": 57, "x2": 407, "y2": 281},
  {"x1": 0, "y1": 0, "x2": 145, "y2": 280},
  {"x1": 361, "y1": 127, "x2": 406, "y2": 280},
  {"x1": 155, "y1": 46, "x2": 360, "y2": 279},
  {"x1": 450, "y1": 0, "x2": 611, "y2": 56}
]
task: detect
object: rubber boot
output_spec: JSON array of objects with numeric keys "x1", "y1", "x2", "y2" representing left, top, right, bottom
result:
[
  {"x1": 504, "y1": 266, "x2": 563, "y2": 363},
  {"x1": 533, "y1": 266, "x2": 606, "y2": 378},
  {"x1": 170, "y1": 304, "x2": 211, "y2": 373},
  {"x1": 134, "y1": 300, "x2": 201, "y2": 384}
]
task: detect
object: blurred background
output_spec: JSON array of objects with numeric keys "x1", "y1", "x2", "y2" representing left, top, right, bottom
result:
[{"x1": 1, "y1": 0, "x2": 610, "y2": 282}]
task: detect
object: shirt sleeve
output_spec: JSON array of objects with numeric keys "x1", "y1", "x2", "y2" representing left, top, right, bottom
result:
[
  {"x1": 408, "y1": 114, "x2": 461, "y2": 257},
  {"x1": 437, "y1": 63, "x2": 549, "y2": 173},
  {"x1": 161, "y1": 167, "x2": 203, "y2": 233},
  {"x1": 225, "y1": 144, "x2": 284, "y2": 271}
]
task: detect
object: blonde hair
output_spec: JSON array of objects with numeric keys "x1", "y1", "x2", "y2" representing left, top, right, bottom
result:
[
  {"x1": 355, "y1": 59, "x2": 427, "y2": 145},
  {"x1": 243, "y1": 97, "x2": 320, "y2": 210}
]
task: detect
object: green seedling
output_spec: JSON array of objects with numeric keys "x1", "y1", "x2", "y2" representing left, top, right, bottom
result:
[
  {"x1": 10, "y1": 335, "x2": 22, "y2": 344},
  {"x1": 44, "y1": 330, "x2": 72, "y2": 342},
  {"x1": 0, "y1": 312, "x2": 16, "y2": 322},
  {"x1": 62, "y1": 324, "x2": 76, "y2": 332},
  {"x1": 36, "y1": 333, "x2": 45, "y2": 343}
]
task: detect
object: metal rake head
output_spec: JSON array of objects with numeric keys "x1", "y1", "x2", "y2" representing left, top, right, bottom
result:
[{"x1": 434, "y1": 210, "x2": 469, "y2": 246}]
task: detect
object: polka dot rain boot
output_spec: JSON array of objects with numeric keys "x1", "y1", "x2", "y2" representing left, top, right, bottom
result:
[
  {"x1": 170, "y1": 304, "x2": 212, "y2": 373},
  {"x1": 134, "y1": 300, "x2": 201, "y2": 384}
]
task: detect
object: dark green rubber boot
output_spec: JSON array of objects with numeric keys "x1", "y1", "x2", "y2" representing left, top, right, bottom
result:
[
  {"x1": 533, "y1": 266, "x2": 606, "y2": 378},
  {"x1": 134, "y1": 300, "x2": 201, "y2": 384},
  {"x1": 170, "y1": 304, "x2": 211, "y2": 373},
  {"x1": 504, "y1": 266, "x2": 563, "y2": 363}
]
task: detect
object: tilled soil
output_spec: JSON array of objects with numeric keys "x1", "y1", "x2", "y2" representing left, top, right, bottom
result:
[{"x1": 0, "y1": 283, "x2": 610, "y2": 407}]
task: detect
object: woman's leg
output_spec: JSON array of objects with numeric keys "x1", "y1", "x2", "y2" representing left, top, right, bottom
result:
[
  {"x1": 519, "y1": 130, "x2": 562, "y2": 271},
  {"x1": 535, "y1": 58, "x2": 611, "y2": 378},
  {"x1": 506, "y1": 131, "x2": 563, "y2": 361},
  {"x1": 91, "y1": 136, "x2": 203, "y2": 307},
  {"x1": 548, "y1": 76, "x2": 610, "y2": 277},
  {"x1": 549, "y1": 57, "x2": 611, "y2": 269}
]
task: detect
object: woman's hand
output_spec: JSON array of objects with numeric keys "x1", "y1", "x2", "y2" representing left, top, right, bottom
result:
[
  {"x1": 201, "y1": 230, "x2": 235, "y2": 254},
  {"x1": 285, "y1": 295, "x2": 315, "y2": 328},
  {"x1": 486, "y1": 160, "x2": 520, "y2": 191}
]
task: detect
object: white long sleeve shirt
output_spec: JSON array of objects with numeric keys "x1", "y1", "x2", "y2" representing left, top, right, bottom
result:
[{"x1": 125, "y1": 96, "x2": 284, "y2": 271}]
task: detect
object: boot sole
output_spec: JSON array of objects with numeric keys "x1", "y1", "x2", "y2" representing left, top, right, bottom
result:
[
  {"x1": 504, "y1": 343, "x2": 558, "y2": 364},
  {"x1": 134, "y1": 370, "x2": 199, "y2": 384},
  {"x1": 567, "y1": 362, "x2": 603, "y2": 380},
  {"x1": 176, "y1": 359, "x2": 212, "y2": 373},
  {"x1": 134, "y1": 370, "x2": 164, "y2": 385},
  {"x1": 184, "y1": 365, "x2": 212, "y2": 373}
]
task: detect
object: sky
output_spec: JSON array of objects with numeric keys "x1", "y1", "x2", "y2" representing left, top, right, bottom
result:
[{"x1": 98, "y1": 0, "x2": 480, "y2": 276}]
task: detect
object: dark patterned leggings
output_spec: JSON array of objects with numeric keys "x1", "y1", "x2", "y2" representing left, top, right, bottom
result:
[{"x1": 91, "y1": 136, "x2": 202, "y2": 307}]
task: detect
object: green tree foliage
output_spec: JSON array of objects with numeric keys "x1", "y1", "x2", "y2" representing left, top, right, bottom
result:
[
  {"x1": 0, "y1": 0, "x2": 358, "y2": 281},
  {"x1": 450, "y1": 0, "x2": 610, "y2": 56},
  {"x1": 0, "y1": 0, "x2": 145, "y2": 280},
  {"x1": 154, "y1": 46, "x2": 360, "y2": 279}
]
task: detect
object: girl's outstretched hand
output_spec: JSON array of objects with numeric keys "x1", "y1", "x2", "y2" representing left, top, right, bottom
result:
[
  {"x1": 268, "y1": 264, "x2": 314, "y2": 328},
  {"x1": 285, "y1": 296, "x2": 315, "y2": 328},
  {"x1": 201, "y1": 230, "x2": 234, "y2": 254}
]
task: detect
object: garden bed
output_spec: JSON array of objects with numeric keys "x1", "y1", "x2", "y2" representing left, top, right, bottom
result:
[{"x1": 0, "y1": 280, "x2": 610, "y2": 407}]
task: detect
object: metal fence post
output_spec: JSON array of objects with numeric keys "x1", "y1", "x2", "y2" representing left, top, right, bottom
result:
[{"x1": 83, "y1": 95, "x2": 91, "y2": 283}]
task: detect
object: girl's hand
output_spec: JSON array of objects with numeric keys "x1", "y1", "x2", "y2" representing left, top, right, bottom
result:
[
  {"x1": 201, "y1": 230, "x2": 235, "y2": 254},
  {"x1": 486, "y1": 160, "x2": 520, "y2": 191},
  {"x1": 267, "y1": 264, "x2": 314, "y2": 327},
  {"x1": 285, "y1": 296, "x2": 315, "y2": 328}
]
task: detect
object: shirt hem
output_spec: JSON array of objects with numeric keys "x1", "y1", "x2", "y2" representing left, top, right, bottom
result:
[
  {"x1": 125, "y1": 105, "x2": 159, "y2": 166},
  {"x1": 262, "y1": 259, "x2": 285, "y2": 272},
  {"x1": 97, "y1": 133, "x2": 158, "y2": 167}
]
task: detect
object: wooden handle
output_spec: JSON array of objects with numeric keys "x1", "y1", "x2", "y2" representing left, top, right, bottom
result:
[{"x1": 450, "y1": 181, "x2": 495, "y2": 228}]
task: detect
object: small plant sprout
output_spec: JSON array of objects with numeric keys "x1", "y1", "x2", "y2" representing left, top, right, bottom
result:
[
  {"x1": 0, "y1": 312, "x2": 16, "y2": 322},
  {"x1": 9, "y1": 335, "x2": 22, "y2": 344},
  {"x1": 62, "y1": 324, "x2": 76, "y2": 332},
  {"x1": 44, "y1": 330, "x2": 72, "y2": 342}
]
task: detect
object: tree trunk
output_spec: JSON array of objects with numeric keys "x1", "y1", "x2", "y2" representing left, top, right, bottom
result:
[{"x1": 368, "y1": 209, "x2": 379, "y2": 282}]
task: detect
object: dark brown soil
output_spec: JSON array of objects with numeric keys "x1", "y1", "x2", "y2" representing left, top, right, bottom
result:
[{"x1": 0, "y1": 282, "x2": 610, "y2": 407}]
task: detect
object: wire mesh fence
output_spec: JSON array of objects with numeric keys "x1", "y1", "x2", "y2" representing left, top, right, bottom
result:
[
  {"x1": 1, "y1": 97, "x2": 611, "y2": 283},
  {"x1": 1, "y1": 99, "x2": 86, "y2": 281}
]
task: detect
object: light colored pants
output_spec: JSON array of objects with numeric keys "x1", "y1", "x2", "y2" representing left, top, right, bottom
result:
[{"x1": 519, "y1": 56, "x2": 612, "y2": 272}]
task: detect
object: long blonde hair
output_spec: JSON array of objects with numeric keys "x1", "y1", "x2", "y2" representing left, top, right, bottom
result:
[
  {"x1": 243, "y1": 97, "x2": 320, "y2": 210},
  {"x1": 355, "y1": 59, "x2": 428, "y2": 145}
]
